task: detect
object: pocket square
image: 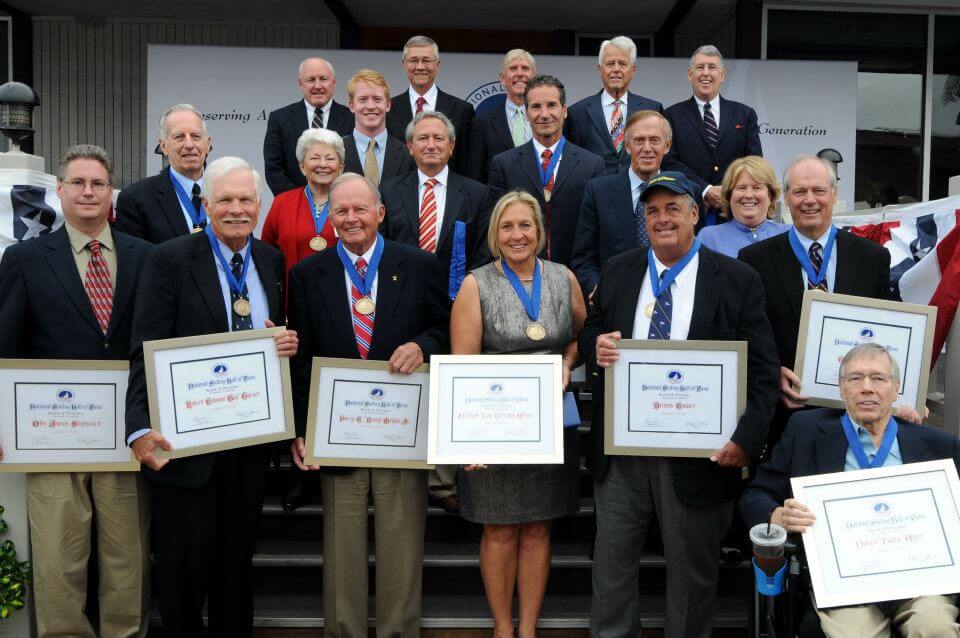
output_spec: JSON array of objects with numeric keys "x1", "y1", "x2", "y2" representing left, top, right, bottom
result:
[{"x1": 735, "y1": 123, "x2": 744, "y2": 129}]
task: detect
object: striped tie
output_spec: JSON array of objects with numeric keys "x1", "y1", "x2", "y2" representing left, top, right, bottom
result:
[
  {"x1": 808, "y1": 242, "x2": 829, "y2": 292},
  {"x1": 84, "y1": 240, "x2": 113, "y2": 334},
  {"x1": 351, "y1": 258, "x2": 375, "y2": 359},
  {"x1": 312, "y1": 106, "x2": 323, "y2": 129},
  {"x1": 610, "y1": 99, "x2": 625, "y2": 152},
  {"x1": 703, "y1": 102, "x2": 719, "y2": 151},
  {"x1": 418, "y1": 178, "x2": 439, "y2": 252}
]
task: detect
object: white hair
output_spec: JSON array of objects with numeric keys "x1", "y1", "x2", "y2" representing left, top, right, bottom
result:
[
  {"x1": 201, "y1": 157, "x2": 262, "y2": 202},
  {"x1": 598, "y1": 36, "x2": 637, "y2": 66},
  {"x1": 405, "y1": 110, "x2": 456, "y2": 143},
  {"x1": 298, "y1": 57, "x2": 336, "y2": 80},
  {"x1": 782, "y1": 155, "x2": 839, "y2": 193},
  {"x1": 840, "y1": 342, "x2": 901, "y2": 383},
  {"x1": 690, "y1": 44, "x2": 724, "y2": 69},
  {"x1": 158, "y1": 103, "x2": 208, "y2": 139},
  {"x1": 501, "y1": 49, "x2": 536, "y2": 75},
  {"x1": 295, "y1": 129, "x2": 345, "y2": 165},
  {"x1": 330, "y1": 172, "x2": 381, "y2": 206},
  {"x1": 402, "y1": 35, "x2": 439, "y2": 61}
]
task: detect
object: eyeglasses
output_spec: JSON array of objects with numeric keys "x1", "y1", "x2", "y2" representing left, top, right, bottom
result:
[
  {"x1": 63, "y1": 179, "x2": 111, "y2": 193},
  {"x1": 840, "y1": 373, "x2": 893, "y2": 387},
  {"x1": 404, "y1": 57, "x2": 437, "y2": 67}
]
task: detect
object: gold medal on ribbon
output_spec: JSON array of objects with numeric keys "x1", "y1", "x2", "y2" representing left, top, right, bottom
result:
[
  {"x1": 191, "y1": 226, "x2": 203, "y2": 233},
  {"x1": 526, "y1": 322, "x2": 547, "y2": 341},
  {"x1": 354, "y1": 297, "x2": 376, "y2": 315},
  {"x1": 644, "y1": 302, "x2": 655, "y2": 318},
  {"x1": 233, "y1": 298, "x2": 252, "y2": 317},
  {"x1": 543, "y1": 189, "x2": 552, "y2": 203},
  {"x1": 309, "y1": 235, "x2": 327, "y2": 251}
]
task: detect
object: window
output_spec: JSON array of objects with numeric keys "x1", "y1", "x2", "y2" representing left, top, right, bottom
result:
[{"x1": 930, "y1": 15, "x2": 960, "y2": 200}]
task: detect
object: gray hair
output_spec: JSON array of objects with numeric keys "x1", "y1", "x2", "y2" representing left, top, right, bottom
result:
[
  {"x1": 782, "y1": 155, "x2": 839, "y2": 193},
  {"x1": 839, "y1": 342, "x2": 901, "y2": 383},
  {"x1": 329, "y1": 172, "x2": 382, "y2": 207},
  {"x1": 295, "y1": 129, "x2": 345, "y2": 165},
  {"x1": 201, "y1": 156, "x2": 262, "y2": 202},
  {"x1": 405, "y1": 110, "x2": 457, "y2": 143},
  {"x1": 57, "y1": 144, "x2": 113, "y2": 182},
  {"x1": 298, "y1": 57, "x2": 336, "y2": 80},
  {"x1": 501, "y1": 49, "x2": 536, "y2": 75},
  {"x1": 402, "y1": 35, "x2": 439, "y2": 61},
  {"x1": 524, "y1": 75, "x2": 567, "y2": 107},
  {"x1": 158, "y1": 103, "x2": 208, "y2": 140},
  {"x1": 598, "y1": 36, "x2": 638, "y2": 66},
  {"x1": 690, "y1": 44, "x2": 724, "y2": 69}
]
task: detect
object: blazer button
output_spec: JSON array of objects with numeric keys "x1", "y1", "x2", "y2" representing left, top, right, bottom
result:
[
  {"x1": 713, "y1": 165, "x2": 719, "y2": 173},
  {"x1": 104, "y1": 342, "x2": 111, "y2": 349}
]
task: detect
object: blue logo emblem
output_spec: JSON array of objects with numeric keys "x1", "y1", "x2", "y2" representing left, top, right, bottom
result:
[
  {"x1": 873, "y1": 502, "x2": 891, "y2": 515},
  {"x1": 370, "y1": 387, "x2": 385, "y2": 399},
  {"x1": 667, "y1": 370, "x2": 683, "y2": 384},
  {"x1": 489, "y1": 383, "x2": 504, "y2": 395},
  {"x1": 57, "y1": 389, "x2": 74, "y2": 402},
  {"x1": 859, "y1": 327, "x2": 876, "y2": 342},
  {"x1": 212, "y1": 363, "x2": 229, "y2": 377},
  {"x1": 466, "y1": 81, "x2": 508, "y2": 116}
]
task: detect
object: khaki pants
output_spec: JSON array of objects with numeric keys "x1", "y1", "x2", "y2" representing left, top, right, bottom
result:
[
  {"x1": 26, "y1": 471, "x2": 150, "y2": 638},
  {"x1": 427, "y1": 465, "x2": 458, "y2": 499},
  {"x1": 818, "y1": 594, "x2": 960, "y2": 637}
]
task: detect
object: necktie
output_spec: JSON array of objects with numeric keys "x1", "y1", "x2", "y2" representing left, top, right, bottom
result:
[
  {"x1": 312, "y1": 106, "x2": 324, "y2": 129},
  {"x1": 364, "y1": 138, "x2": 380, "y2": 188},
  {"x1": 511, "y1": 107, "x2": 526, "y2": 147},
  {"x1": 808, "y1": 242, "x2": 828, "y2": 292},
  {"x1": 540, "y1": 149, "x2": 555, "y2": 259},
  {"x1": 634, "y1": 189, "x2": 650, "y2": 247},
  {"x1": 191, "y1": 183, "x2": 205, "y2": 229},
  {"x1": 648, "y1": 271, "x2": 673, "y2": 340},
  {"x1": 230, "y1": 252, "x2": 253, "y2": 331},
  {"x1": 84, "y1": 240, "x2": 113, "y2": 334},
  {"x1": 351, "y1": 258, "x2": 375, "y2": 359},
  {"x1": 610, "y1": 100, "x2": 625, "y2": 152},
  {"x1": 703, "y1": 102, "x2": 719, "y2": 151},
  {"x1": 416, "y1": 96, "x2": 427, "y2": 115},
  {"x1": 418, "y1": 178, "x2": 439, "y2": 252}
]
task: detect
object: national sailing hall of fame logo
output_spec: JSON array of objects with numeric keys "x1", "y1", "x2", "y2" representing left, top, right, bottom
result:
[
  {"x1": 667, "y1": 370, "x2": 684, "y2": 384},
  {"x1": 489, "y1": 383, "x2": 505, "y2": 396},
  {"x1": 212, "y1": 362, "x2": 229, "y2": 377},
  {"x1": 859, "y1": 327, "x2": 876, "y2": 342},
  {"x1": 370, "y1": 387, "x2": 385, "y2": 400},
  {"x1": 873, "y1": 501, "x2": 891, "y2": 516},
  {"x1": 467, "y1": 81, "x2": 508, "y2": 115},
  {"x1": 57, "y1": 389, "x2": 75, "y2": 402}
]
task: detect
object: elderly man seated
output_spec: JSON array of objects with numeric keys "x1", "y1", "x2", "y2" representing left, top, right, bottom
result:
[{"x1": 740, "y1": 342, "x2": 960, "y2": 637}]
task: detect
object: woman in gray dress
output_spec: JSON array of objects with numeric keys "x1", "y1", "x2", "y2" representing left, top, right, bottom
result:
[{"x1": 450, "y1": 190, "x2": 586, "y2": 638}]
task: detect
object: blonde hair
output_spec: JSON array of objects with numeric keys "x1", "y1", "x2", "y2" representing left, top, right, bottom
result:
[
  {"x1": 625, "y1": 109, "x2": 673, "y2": 142},
  {"x1": 347, "y1": 69, "x2": 390, "y2": 101},
  {"x1": 720, "y1": 155, "x2": 781, "y2": 220},
  {"x1": 487, "y1": 190, "x2": 546, "y2": 259}
]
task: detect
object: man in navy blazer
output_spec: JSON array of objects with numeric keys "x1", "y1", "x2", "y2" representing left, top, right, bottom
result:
[
  {"x1": 565, "y1": 36, "x2": 664, "y2": 175},
  {"x1": 467, "y1": 49, "x2": 536, "y2": 183},
  {"x1": 664, "y1": 45, "x2": 762, "y2": 227},
  {"x1": 741, "y1": 343, "x2": 960, "y2": 635},
  {"x1": 263, "y1": 57, "x2": 354, "y2": 195},
  {"x1": 489, "y1": 75, "x2": 605, "y2": 268}
]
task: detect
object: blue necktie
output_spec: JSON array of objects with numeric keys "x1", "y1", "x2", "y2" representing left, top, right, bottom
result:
[
  {"x1": 634, "y1": 189, "x2": 649, "y2": 247},
  {"x1": 808, "y1": 241, "x2": 828, "y2": 292},
  {"x1": 648, "y1": 270, "x2": 672, "y2": 340}
]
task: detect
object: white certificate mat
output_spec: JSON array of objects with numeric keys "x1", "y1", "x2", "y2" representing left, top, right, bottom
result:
[
  {"x1": 0, "y1": 360, "x2": 137, "y2": 472},
  {"x1": 305, "y1": 358, "x2": 432, "y2": 469},
  {"x1": 604, "y1": 340, "x2": 746, "y2": 457},
  {"x1": 792, "y1": 459, "x2": 960, "y2": 608},
  {"x1": 144, "y1": 328, "x2": 295, "y2": 459},
  {"x1": 428, "y1": 354, "x2": 563, "y2": 465},
  {"x1": 795, "y1": 291, "x2": 936, "y2": 412}
]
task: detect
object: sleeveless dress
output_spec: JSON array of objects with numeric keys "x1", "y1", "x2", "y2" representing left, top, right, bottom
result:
[{"x1": 458, "y1": 259, "x2": 581, "y2": 524}]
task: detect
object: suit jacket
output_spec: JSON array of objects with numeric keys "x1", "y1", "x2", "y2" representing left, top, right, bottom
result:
[
  {"x1": 578, "y1": 245, "x2": 780, "y2": 504},
  {"x1": 738, "y1": 230, "x2": 893, "y2": 372},
  {"x1": 663, "y1": 96, "x2": 762, "y2": 194},
  {"x1": 115, "y1": 166, "x2": 194, "y2": 244},
  {"x1": 740, "y1": 408, "x2": 960, "y2": 528},
  {"x1": 126, "y1": 232, "x2": 285, "y2": 488},
  {"x1": 467, "y1": 98, "x2": 516, "y2": 183},
  {"x1": 0, "y1": 225, "x2": 150, "y2": 359},
  {"x1": 287, "y1": 240, "x2": 450, "y2": 444},
  {"x1": 380, "y1": 169, "x2": 493, "y2": 282},
  {"x1": 263, "y1": 99, "x2": 354, "y2": 195},
  {"x1": 488, "y1": 139, "x2": 605, "y2": 267},
  {"x1": 386, "y1": 88, "x2": 476, "y2": 175},
  {"x1": 565, "y1": 90, "x2": 664, "y2": 175},
  {"x1": 343, "y1": 133, "x2": 416, "y2": 182}
]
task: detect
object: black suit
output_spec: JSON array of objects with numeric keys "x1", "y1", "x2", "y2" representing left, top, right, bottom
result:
[
  {"x1": 125, "y1": 231, "x2": 285, "y2": 637},
  {"x1": 263, "y1": 99, "x2": 354, "y2": 195},
  {"x1": 380, "y1": 169, "x2": 493, "y2": 291},
  {"x1": 467, "y1": 98, "x2": 516, "y2": 183},
  {"x1": 343, "y1": 133, "x2": 416, "y2": 182},
  {"x1": 114, "y1": 166, "x2": 193, "y2": 244},
  {"x1": 565, "y1": 90, "x2": 665, "y2": 174},
  {"x1": 488, "y1": 139, "x2": 605, "y2": 267},
  {"x1": 386, "y1": 88, "x2": 476, "y2": 176}
]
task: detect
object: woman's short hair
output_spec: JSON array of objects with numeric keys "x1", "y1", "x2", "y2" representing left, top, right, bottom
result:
[
  {"x1": 295, "y1": 128, "x2": 345, "y2": 166},
  {"x1": 487, "y1": 190, "x2": 546, "y2": 259},
  {"x1": 720, "y1": 155, "x2": 782, "y2": 220}
]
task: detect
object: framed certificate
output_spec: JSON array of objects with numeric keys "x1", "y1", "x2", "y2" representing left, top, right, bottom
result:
[
  {"x1": 792, "y1": 459, "x2": 960, "y2": 608},
  {"x1": 0, "y1": 359, "x2": 138, "y2": 472},
  {"x1": 604, "y1": 340, "x2": 747, "y2": 458},
  {"x1": 795, "y1": 291, "x2": 936, "y2": 412},
  {"x1": 427, "y1": 354, "x2": 563, "y2": 465},
  {"x1": 305, "y1": 357, "x2": 432, "y2": 469},
  {"x1": 144, "y1": 327, "x2": 295, "y2": 459}
]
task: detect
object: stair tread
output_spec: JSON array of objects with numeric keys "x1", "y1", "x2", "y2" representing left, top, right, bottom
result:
[{"x1": 261, "y1": 495, "x2": 596, "y2": 517}]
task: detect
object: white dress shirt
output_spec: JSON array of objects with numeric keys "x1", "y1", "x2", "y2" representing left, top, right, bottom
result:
[
  {"x1": 601, "y1": 90, "x2": 627, "y2": 135},
  {"x1": 409, "y1": 84, "x2": 438, "y2": 113},
  {"x1": 304, "y1": 98, "x2": 330, "y2": 129},
  {"x1": 169, "y1": 167, "x2": 205, "y2": 230},
  {"x1": 631, "y1": 251, "x2": 700, "y2": 340},
  {"x1": 342, "y1": 241, "x2": 380, "y2": 309},
  {"x1": 418, "y1": 166, "x2": 449, "y2": 244},
  {"x1": 213, "y1": 237, "x2": 269, "y2": 330},
  {"x1": 531, "y1": 137, "x2": 563, "y2": 184},
  {"x1": 794, "y1": 225, "x2": 838, "y2": 292}
]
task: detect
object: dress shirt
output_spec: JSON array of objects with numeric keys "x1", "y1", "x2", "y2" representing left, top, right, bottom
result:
[
  {"x1": 504, "y1": 99, "x2": 532, "y2": 142},
  {"x1": 694, "y1": 94, "x2": 722, "y2": 198},
  {"x1": 531, "y1": 137, "x2": 563, "y2": 183},
  {"x1": 342, "y1": 241, "x2": 380, "y2": 309},
  {"x1": 352, "y1": 128, "x2": 388, "y2": 177},
  {"x1": 303, "y1": 98, "x2": 330, "y2": 129},
  {"x1": 843, "y1": 419, "x2": 902, "y2": 471},
  {"x1": 631, "y1": 251, "x2": 699, "y2": 339},
  {"x1": 169, "y1": 167, "x2": 205, "y2": 230},
  {"x1": 213, "y1": 236, "x2": 269, "y2": 330},
  {"x1": 699, "y1": 218, "x2": 790, "y2": 258},
  {"x1": 601, "y1": 90, "x2": 627, "y2": 135},
  {"x1": 409, "y1": 84, "x2": 438, "y2": 114},
  {"x1": 64, "y1": 221, "x2": 117, "y2": 291},
  {"x1": 418, "y1": 166, "x2": 449, "y2": 238},
  {"x1": 794, "y1": 225, "x2": 838, "y2": 292},
  {"x1": 629, "y1": 167, "x2": 656, "y2": 210}
]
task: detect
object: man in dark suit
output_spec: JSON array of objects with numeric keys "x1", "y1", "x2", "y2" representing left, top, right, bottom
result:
[
  {"x1": 343, "y1": 69, "x2": 415, "y2": 188},
  {"x1": 467, "y1": 48, "x2": 536, "y2": 183},
  {"x1": 579, "y1": 172, "x2": 779, "y2": 638},
  {"x1": 0, "y1": 145, "x2": 152, "y2": 637},
  {"x1": 263, "y1": 57, "x2": 354, "y2": 195},
  {"x1": 126, "y1": 157, "x2": 298, "y2": 637},
  {"x1": 115, "y1": 103, "x2": 212, "y2": 243},
  {"x1": 565, "y1": 36, "x2": 664, "y2": 175},
  {"x1": 488, "y1": 75, "x2": 605, "y2": 268},
  {"x1": 571, "y1": 109, "x2": 671, "y2": 298},
  {"x1": 386, "y1": 35, "x2": 475, "y2": 176},
  {"x1": 288, "y1": 172, "x2": 449, "y2": 638},
  {"x1": 741, "y1": 343, "x2": 960, "y2": 635},
  {"x1": 664, "y1": 45, "x2": 762, "y2": 227}
]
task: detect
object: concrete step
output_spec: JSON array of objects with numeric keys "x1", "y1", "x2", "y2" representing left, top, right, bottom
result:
[{"x1": 260, "y1": 496, "x2": 597, "y2": 518}]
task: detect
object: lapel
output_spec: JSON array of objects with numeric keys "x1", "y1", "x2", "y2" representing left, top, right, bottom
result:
[
  {"x1": 833, "y1": 230, "x2": 860, "y2": 294},
  {"x1": 815, "y1": 417, "x2": 850, "y2": 473},
  {"x1": 771, "y1": 232, "x2": 804, "y2": 323},
  {"x1": 399, "y1": 171, "x2": 421, "y2": 240},
  {"x1": 553, "y1": 143, "x2": 580, "y2": 193},
  {"x1": 106, "y1": 232, "x2": 139, "y2": 338},
  {"x1": 382, "y1": 137, "x2": 405, "y2": 179},
  {"x1": 316, "y1": 250, "x2": 357, "y2": 354},
  {"x1": 187, "y1": 233, "x2": 229, "y2": 333},
  {"x1": 251, "y1": 239, "x2": 281, "y2": 320},
  {"x1": 680, "y1": 97, "x2": 713, "y2": 151},
  {"x1": 369, "y1": 243, "x2": 404, "y2": 355},
  {"x1": 491, "y1": 103, "x2": 514, "y2": 150},
  {"x1": 717, "y1": 95, "x2": 736, "y2": 142},
  {"x1": 435, "y1": 89, "x2": 453, "y2": 116},
  {"x1": 687, "y1": 247, "x2": 723, "y2": 340},
  {"x1": 393, "y1": 90, "x2": 413, "y2": 125},
  {"x1": 438, "y1": 172, "x2": 466, "y2": 250},
  {"x1": 611, "y1": 173, "x2": 638, "y2": 247},
  {"x1": 586, "y1": 92, "x2": 614, "y2": 155},
  {"x1": 614, "y1": 249, "x2": 647, "y2": 337},
  {"x1": 343, "y1": 135, "x2": 361, "y2": 173},
  {"x1": 897, "y1": 422, "x2": 932, "y2": 464},
  {"x1": 292, "y1": 101, "x2": 309, "y2": 131},
  {"x1": 156, "y1": 167, "x2": 192, "y2": 237},
  {"x1": 516, "y1": 142, "x2": 543, "y2": 193},
  {"x1": 43, "y1": 227, "x2": 102, "y2": 336},
  {"x1": 326, "y1": 101, "x2": 349, "y2": 132}
]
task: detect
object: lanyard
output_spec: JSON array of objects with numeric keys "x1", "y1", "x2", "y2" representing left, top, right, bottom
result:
[
  {"x1": 170, "y1": 171, "x2": 206, "y2": 228},
  {"x1": 204, "y1": 224, "x2": 251, "y2": 296},
  {"x1": 501, "y1": 259, "x2": 542, "y2": 322},
  {"x1": 647, "y1": 237, "x2": 701, "y2": 298},
  {"x1": 304, "y1": 187, "x2": 330, "y2": 236},
  {"x1": 538, "y1": 137, "x2": 565, "y2": 189},
  {"x1": 788, "y1": 225, "x2": 836, "y2": 289},
  {"x1": 841, "y1": 414, "x2": 899, "y2": 469},
  {"x1": 336, "y1": 234, "x2": 384, "y2": 297}
]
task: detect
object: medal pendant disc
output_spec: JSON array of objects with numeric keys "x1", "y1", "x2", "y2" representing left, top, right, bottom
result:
[
  {"x1": 309, "y1": 236, "x2": 327, "y2": 251},
  {"x1": 526, "y1": 322, "x2": 547, "y2": 341},
  {"x1": 355, "y1": 297, "x2": 376, "y2": 315},
  {"x1": 543, "y1": 189, "x2": 552, "y2": 203},
  {"x1": 233, "y1": 298, "x2": 252, "y2": 317},
  {"x1": 644, "y1": 302, "x2": 654, "y2": 318}
]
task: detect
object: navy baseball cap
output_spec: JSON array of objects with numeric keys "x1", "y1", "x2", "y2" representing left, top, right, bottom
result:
[{"x1": 640, "y1": 171, "x2": 699, "y2": 202}]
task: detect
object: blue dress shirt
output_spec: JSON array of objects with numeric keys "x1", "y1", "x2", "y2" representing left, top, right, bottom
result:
[{"x1": 699, "y1": 218, "x2": 790, "y2": 258}]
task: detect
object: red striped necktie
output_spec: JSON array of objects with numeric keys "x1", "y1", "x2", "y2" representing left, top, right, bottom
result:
[
  {"x1": 418, "y1": 178, "x2": 439, "y2": 252},
  {"x1": 84, "y1": 240, "x2": 113, "y2": 334},
  {"x1": 351, "y1": 258, "x2": 375, "y2": 359}
]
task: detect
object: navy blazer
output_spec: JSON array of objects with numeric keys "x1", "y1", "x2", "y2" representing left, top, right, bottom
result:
[
  {"x1": 115, "y1": 166, "x2": 194, "y2": 244},
  {"x1": 343, "y1": 133, "x2": 416, "y2": 183},
  {"x1": 467, "y1": 97, "x2": 516, "y2": 183},
  {"x1": 565, "y1": 90, "x2": 664, "y2": 175},
  {"x1": 740, "y1": 408, "x2": 960, "y2": 528},
  {"x1": 0, "y1": 225, "x2": 151, "y2": 360},
  {"x1": 386, "y1": 88, "x2": 476, "y2": 176},
  {"x1": 578, "y1": 245, "x2": 781, "y2": 504},
  {"x1": 663, "y1": 96, "x2": 762, "y2": 195},
  {"x1": 263, "y1": 99, "x2": 354, "y2": 195},
  {"x1": 379, "y1": 169, "x2": 493, "y2": 282},
  {"x1": 488, "y1": 139, "x2": 605, "y2": 267}
]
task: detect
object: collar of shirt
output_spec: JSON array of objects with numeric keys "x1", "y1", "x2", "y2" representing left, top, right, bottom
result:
[
  {"x1": 343, "y1": 241, "x2": 377, "y2": 266},
  {"x1": 341, "y1": 240, "x2": 380, "y2": 303},
  {"x1": 304, "y1": 98, "x2": 330, "y2": 124},
  {"x1": 629, "y1": 166, "x2": 655, "y2": 195},
  {"x1": 649, "y1": 249, "x2": 698, "y2": 292},
  {"x1": 410, "y1": 84, "x2": 439, "y2": 111},
  {"x1": 418, "y1": 166, "x2": 448, "y2": 189},
  {"x1": 794, "y1": 224, "x2": 835, "y2": 252},
  {"x1": 694, "y1": 94, "x2": 720, "y2": 120},
  {"x1": 602, "y1": 90, "x2": 626, "y2": 109},
  {"x1": 170, "y1": 166, "x2": 202, "y2": 195},
  {"x1": 844, "y1": 417, "x2": 903, "y2": 469},
  {"x1": 215, "y1": 236, "x2": 250, "y2": 262},
  {"x1": 353, "y1": 128, "x2": 388, "y2": 153},
  {"x1": 504, "y1": 98, "x2": 524, "y2": 121},
  {"x1": 531, "y1": 137, "x2": 561, "y2": 160},
  {"x1": 732, "y1": 218, "x2": 768, "y2": 234},
  {"x1": 65, "y1": 221, "x2": 114, "y2": 255}
]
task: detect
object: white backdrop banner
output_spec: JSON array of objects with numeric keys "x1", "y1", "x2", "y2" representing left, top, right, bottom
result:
[{"x1": 146, "y1": 45, "x2": 857, "y2": 213}]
